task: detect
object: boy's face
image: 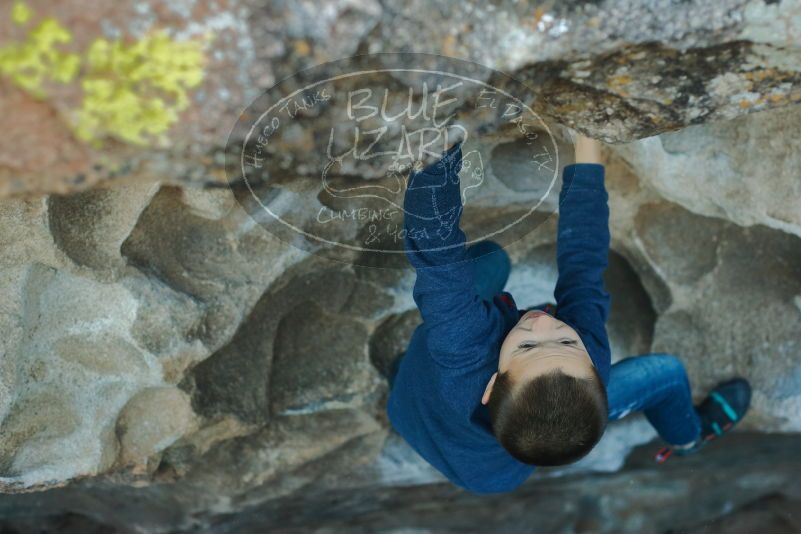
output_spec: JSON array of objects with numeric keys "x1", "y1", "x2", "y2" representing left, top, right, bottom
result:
[{"x1": 481, "y1": 310, "x2": 595, "y2": 405}]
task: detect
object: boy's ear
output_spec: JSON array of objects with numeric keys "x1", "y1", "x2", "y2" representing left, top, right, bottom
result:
[{"x1": 481, "y1": 372, "x2": 498, "y2": 405}]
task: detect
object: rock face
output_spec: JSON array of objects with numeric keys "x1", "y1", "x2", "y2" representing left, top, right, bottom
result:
[
  {"x1": 168, "y1": 433, "x2": 801, "y2": 533},
  {"x1": 617, "y1": 103, "x2": 801, "y2": 238},
  {"x1": 1, "y1": 0, "x2": 801, "y2": 197},
  {"x1": 0, "y1": 0, "x2": 800, "y2": 532}
]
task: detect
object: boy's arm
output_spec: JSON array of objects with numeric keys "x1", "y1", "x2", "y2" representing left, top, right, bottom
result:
[
  {"x1": 554, "y1": 134, "x2": 612, "y2": 383},
  {"x1": 403, "y1": 142, "x2": 503, "y2": 368}
]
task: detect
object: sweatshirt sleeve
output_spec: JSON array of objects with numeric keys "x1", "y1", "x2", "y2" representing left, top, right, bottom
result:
[
  {"x1": 403, "y1": 142, "x2": 504, "y2": 368},
  {"x1": 554, "y1": 163, "x2": 612, "y2": 384}
]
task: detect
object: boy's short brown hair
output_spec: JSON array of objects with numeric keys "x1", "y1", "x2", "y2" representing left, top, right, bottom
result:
[{"x1": 487, "y1": 368, "x2": 608, "y2": 466}]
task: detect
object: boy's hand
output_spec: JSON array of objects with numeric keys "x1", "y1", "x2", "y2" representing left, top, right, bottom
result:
[{"x1": 569, "y1": 130, "x2": 603, "y2": 164}]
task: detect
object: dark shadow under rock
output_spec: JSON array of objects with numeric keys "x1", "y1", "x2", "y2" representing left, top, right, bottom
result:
[
  {"x1": 186, "y1": 260, "x2": 389, "y2": 424},
  {"x1": 184, "y1": 267, "x2": 348, "y2": 424},
  {"x1": 368, "y1": 309, "x2": 422, "y2": 379},
  {"x1": 678, "y1": 493, "x2": 801, "y2": 534},
  {"x1": 605, "y1": 250, "x2": 656, "y2": 360},
  {"x1": 270, "y1": 303, "x2": 372, "y2": 414},
  {"x1": 202, "y1": 432, "x2": 801, "y2": 533},
  {"x1": 0, "y1": 512, "x2": 116, "y2": 534}
]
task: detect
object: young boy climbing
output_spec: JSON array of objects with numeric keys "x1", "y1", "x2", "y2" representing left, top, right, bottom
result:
[{"x1": 386, "y1": 132, "x2": 752, "y2": 494}]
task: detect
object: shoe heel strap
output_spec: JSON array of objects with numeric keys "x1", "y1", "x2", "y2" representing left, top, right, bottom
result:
[{"x1": 710, "y1": 391, "x2": 739, "y2": 422}]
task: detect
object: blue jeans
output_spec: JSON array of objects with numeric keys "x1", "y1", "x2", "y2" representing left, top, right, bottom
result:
[
  {"x1": 394, "y1": 241, "x2": 702, "y2": 446},
  {"x1": 606, "y1": 352, "x2": 701, "y2": 445}
]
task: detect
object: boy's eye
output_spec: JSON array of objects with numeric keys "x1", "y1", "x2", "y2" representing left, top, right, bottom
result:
[
  {"x1": 560, "y1": 339, "x2": 577, "y2": 345},
  {"x1": 518, "y1": 342, "x2": 538, "y2": 349}
]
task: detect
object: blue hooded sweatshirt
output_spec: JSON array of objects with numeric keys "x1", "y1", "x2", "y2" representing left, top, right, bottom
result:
[{"x1": 387, "y1": 141, "x2": 611, "y2": 494}]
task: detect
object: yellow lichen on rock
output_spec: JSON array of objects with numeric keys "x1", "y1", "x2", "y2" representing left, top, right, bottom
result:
[
  {"x1": 11, "y1": 0, "x2": 33, "y2": 25},
  {"x1": 0, "y1": 1, "x2": 212, "y2": 147},
  {"x1": 76, "y1": 30, "x2": 212, "y2": 147},
  {"x1": 0, "y1": 10, "x2": 80, "y2": 96}
]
